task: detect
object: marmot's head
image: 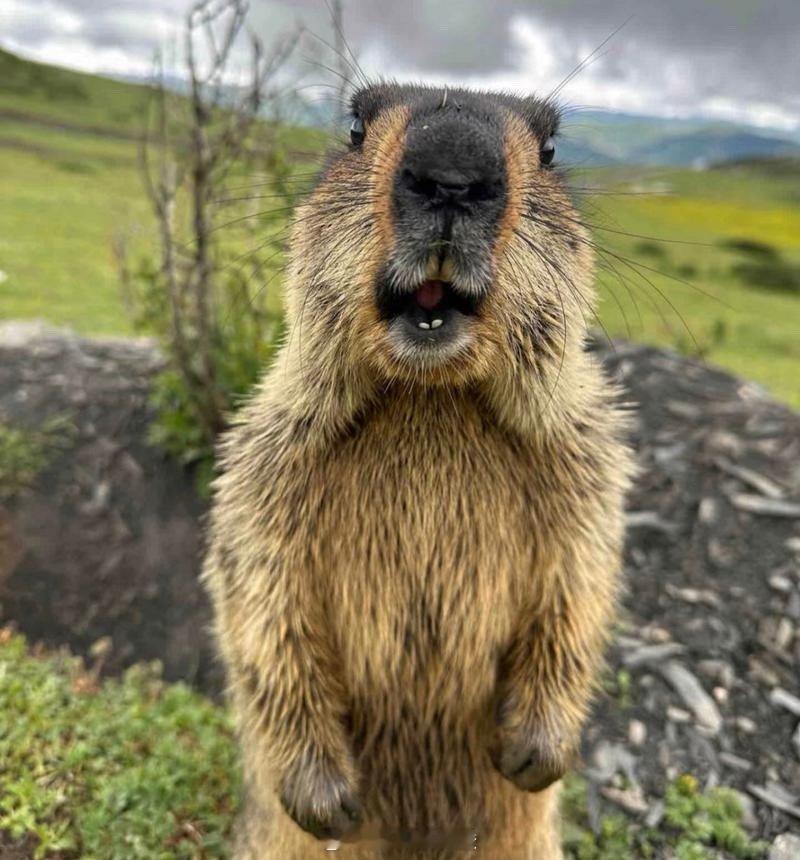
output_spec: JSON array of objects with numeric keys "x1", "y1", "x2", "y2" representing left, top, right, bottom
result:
[{"x1": 287, "y1": 83, "x2": 593, "y2": 389}]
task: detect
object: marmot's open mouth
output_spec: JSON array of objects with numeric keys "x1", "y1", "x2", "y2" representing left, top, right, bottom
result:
[{"x1": 378, "y1": 280, "x2": 480, "y2": 339}]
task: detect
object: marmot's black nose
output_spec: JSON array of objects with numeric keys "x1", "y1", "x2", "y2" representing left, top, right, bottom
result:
[
  {"x1": 398, "y1": 167, "x2": 501, "y2": 208},
  {"x1": 394, "y1": 112, "x2": 506, "y2": 218}
]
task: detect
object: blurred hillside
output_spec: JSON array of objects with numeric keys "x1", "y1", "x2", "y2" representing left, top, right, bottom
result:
[{"x1": 0, "y1": 47, "x2": 150, "y2": 135}]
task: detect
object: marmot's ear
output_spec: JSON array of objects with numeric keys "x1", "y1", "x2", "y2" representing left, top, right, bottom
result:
[
  {"x1": 350, "y1": 81, "x2": 402, "y2": 125},
  {"x1": 518, "y1": 97, "x2": 561, "y2": 139}
]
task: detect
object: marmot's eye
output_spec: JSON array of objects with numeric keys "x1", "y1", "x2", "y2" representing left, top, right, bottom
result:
[
  {"x1": 350, "y1": 116, "x2": 365, "y2": 146},
  {"x1": 540, "y1": 136, "x2": 556, "y2": 166}
]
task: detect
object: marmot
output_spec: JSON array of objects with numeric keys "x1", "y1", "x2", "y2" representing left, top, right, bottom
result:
[{"x1": 204, "y1": 83, "x2": 633, "y2": 859}]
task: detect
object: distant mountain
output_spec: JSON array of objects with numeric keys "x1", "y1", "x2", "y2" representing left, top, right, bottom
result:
[
  {"x1": 557, "y1": 109, "x2": 800, "y2": 168},
  {"x1": 629, "y1": 129, "x2": 800, "y2": 167}
]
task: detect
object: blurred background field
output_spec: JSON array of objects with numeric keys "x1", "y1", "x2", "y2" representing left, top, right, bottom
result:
[{"x1": 1, "y1": 46, "x2": 798, "y2": 405}]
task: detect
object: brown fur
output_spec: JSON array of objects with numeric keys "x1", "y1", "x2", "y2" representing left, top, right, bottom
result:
[{"x1": 204, "y1": 89, "x2": 634, "y2": 858}]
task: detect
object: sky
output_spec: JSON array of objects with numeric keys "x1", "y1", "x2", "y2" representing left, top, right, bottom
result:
[{"x1": 2, "y1": 0, "x2": 800, "y2": 133}]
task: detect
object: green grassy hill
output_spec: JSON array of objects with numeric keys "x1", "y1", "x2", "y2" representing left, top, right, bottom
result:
[
  {"x1": 0, "y1": 47, "x2": 798, "y2": 405},
  {"x1": 581, "y1": 161, "x2": 800, "y2": 406},
  {"x1": 0, "y1": 47, "x2": 150, "y2": 135},
  {"x1": 0, "y1": 48, "x2": 321, "y2": 335},
  {"x1": 0, "y1": 49, "x2": 154, "y2": 332}
]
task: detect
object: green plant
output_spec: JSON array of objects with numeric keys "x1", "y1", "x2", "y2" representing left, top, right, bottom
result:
[
  {"x1": 634, "y1": 240, "x2": 670, "y2": 260},
  {"x1": 125, "y1": 251, "x2": 285, "y2": 492},
  {"x1": 562, "y1": 773, "x2": 767, "y2": 860},
  {"x1": 719, "y1": 237, "x2": 779, "y2": 259},
  {"x1": 730, "y1": 259, "x2": 800, "y2": 293},
  {"x1": 0, "y1": 631, "x2": 241, "y2": 859},
  {"x1": 0, "y1": 417, "x2": 72, "y2": 499},
  {"x1": 663, "y1": 775, "x2": 768, "y2": 859}
]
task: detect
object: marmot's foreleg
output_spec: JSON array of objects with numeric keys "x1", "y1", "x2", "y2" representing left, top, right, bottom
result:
[
  {"x1": 216, "y1": 567, "x2": 363, "y2": 847},
  {"x1": 492, "y1": 557, "x2": 616, "y2": 794}
]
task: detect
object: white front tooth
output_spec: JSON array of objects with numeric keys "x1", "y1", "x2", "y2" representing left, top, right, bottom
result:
[
  {"x1": 431, "y1": 318, "x2": 443, "y2": 329},
  {"x1": 418, "y1": 321, "x2": 431, "y2": 330}
]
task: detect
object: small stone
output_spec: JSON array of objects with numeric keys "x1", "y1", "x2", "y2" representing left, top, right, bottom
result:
[
  {"x1": 749, "y1": 783, "x2": 800, "y2": 821},
  {"x1": 733, "y1": 790, "x2": 758, "y2": 830},
  {"x1": 749, "y1": 657, "x2": 781, "y2": 687},
  {"x1": 642, "y1": 625, "x2": 672, "y2": 644},
  {"x1": 698, "y1": 497, "x2": 718, "y2": 524},
  {"x1": 667, "y1": 706, "x2": 692, "y2": 723},
  {"x1": 769, "y1": 687, "x2": 800, "y2": 717},
  {"x1": 659, "y1": 661, "x2": 723, "y2": 734},
  {"x1": 600, "y1": 785, "x2": 649, "y2": 815},
  {"x1": 644, "y1": 799, "x2": 664, "y2": 828},
  {"x1": 628, "y1": 719, "x2": 647, "y2": 747},
  {"x1": 732, "y1": 494, "x2": 800, "y2": 518},
  {"x1": 792, "y1": 723, "x2": 800, "y2": 757},
  {"x1": 769, "y1": 574, "x2": 793, "y2": 593},
  {"x1": 774, "y1": 618, "x2": 795, "y2": 651},
  {"x1": 719, "y1": 752, "x2": 753, "y2": 772},
  {"x1": 785, "y1": 537, "x2": 800, "y2": 555},
  {"x1": 736, "y1": 716, "x2": 757, "y2": 734},
  {"x1": 623, "y1": 642, "x2": 686, "y2": 669},
  {"x1": 697, "y1": 659, "x2": 735, "y2": 688},
  {"x1": 769, "y1": 833, "x2": 800, "y2": 860},
  {"x1": 708, "y1": 537, "x2": 734, "y2": 566},
  {"x1": 706, "y1": 430, "x2": 743, "y2": 457},
  {"x1": 586, "y1": 741, "x2": 639, "y2": 787},
  {"x1": 665, "y1": 584, "x2": 720, "y2": 607},
  {"x1": 89, "y1": 636, "x2": 113, "y2": 659},
  {"x1": 713, "y1": 686, "x2": 729, "y2": 705}
]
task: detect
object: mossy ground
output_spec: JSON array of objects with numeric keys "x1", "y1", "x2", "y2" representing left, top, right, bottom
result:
[
  {"x1": 0, "y1": 632, "x2": 241, "y2": 859},
  {"x1": 0, "y1": 633, "x2": 768, "y2": 859}
]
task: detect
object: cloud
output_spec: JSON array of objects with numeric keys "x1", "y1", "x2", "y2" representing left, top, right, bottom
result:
[{"x1": 1, "y1": 0, "x2": 798, "y2": 130}]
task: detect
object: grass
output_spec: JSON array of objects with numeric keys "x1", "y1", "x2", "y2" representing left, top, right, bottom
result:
[
  {"x1": 0, "y1": 47, "x2": 150, "y2": 136},
  {"x1": 0, "y1": 631, "x2": 241, "y2": 859},
  {"x1": 575, "y1": 164, "x2": 800, "y2": 406},
  {"x1": 0, "y1": 134, "x2": 146, "y2": 334},
  {"x1": 1, "y1": 632, "x2": 768, "y2": 859},
  {"x1": 1, "y1": 48, "x2": 799, "y2": 407}
]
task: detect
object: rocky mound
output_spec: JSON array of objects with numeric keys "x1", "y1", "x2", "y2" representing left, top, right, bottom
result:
[
  {"x1": 0, "y1": 322, "x2": 220, "y2": 691},
  {"x1": 1, "y1": 323, "x2": 798, "y2": 847}
]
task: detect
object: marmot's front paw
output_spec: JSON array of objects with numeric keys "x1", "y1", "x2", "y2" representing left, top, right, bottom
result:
[
  {"x1": 279, "y1": 751, "x2": 363, "y2": 841},
  {"x1": 492, "y1": 722, "x2": 575, "y2": 793}
]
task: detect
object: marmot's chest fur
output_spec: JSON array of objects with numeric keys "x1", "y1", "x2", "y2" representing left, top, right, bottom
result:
[{"x1": 303, "y1": 387, "x2": 591, "y2": 707}]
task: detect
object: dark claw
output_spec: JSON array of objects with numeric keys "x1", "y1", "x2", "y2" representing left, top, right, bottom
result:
[
  {"x1": 280, "y1": 754, "x2": 363, "y2": 841},
  {"x1": 494, "y1": 728, "x2": 572, "y2": 793}
]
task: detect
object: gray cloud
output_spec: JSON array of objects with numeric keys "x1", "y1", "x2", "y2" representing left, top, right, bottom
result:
[
  {"x1": 273, "y1": 0, "x2": 800, "y2": 127},
  {"x1": 2, "y1": 0, "x2": 799, "y2": 129}
]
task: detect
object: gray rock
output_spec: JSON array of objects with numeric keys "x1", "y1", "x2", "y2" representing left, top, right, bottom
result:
[
  {"x1": 769, "y1": 833, "x2": 800, "y2": 859},
  {"x1": 623, "y1": 642, "x2": 686, "y2": 669},
  {"x1": 769, "y1": 687, "x2": 800, "y2": 717},
  {"x1": 659, "y1": 661, "x2": 723, "y2": 734}
]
